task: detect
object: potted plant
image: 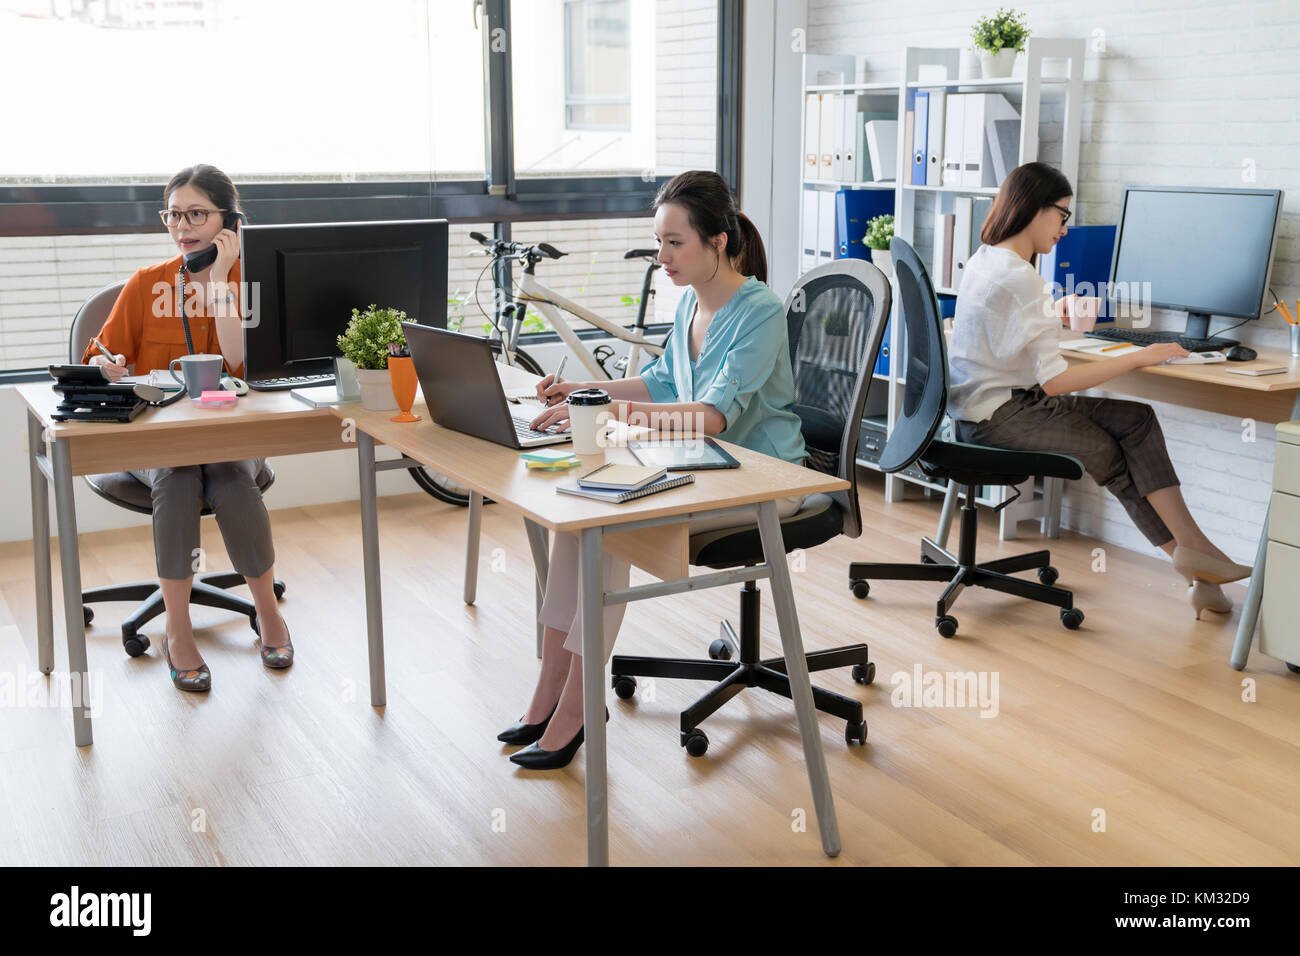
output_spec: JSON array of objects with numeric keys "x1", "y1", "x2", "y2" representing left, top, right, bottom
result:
[
  {"x1": 337, "y1": 305, "x2": 408, "y2": 410},
  {"x1": 864, "y1": 214, "x2": 895, "y2": 277},
  {"x1": 971, "y1": 8, "x2": 1029, "y2": 78}
]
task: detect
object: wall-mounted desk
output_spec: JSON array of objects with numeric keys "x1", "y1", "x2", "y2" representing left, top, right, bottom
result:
[{"x1": 331, "y1": 397, "x2": 849, "y2": 867}]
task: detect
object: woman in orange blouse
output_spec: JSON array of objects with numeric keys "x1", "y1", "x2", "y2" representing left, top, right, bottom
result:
[{"x1": 84, "y1": 164, "x2": 292, "y2": 692}]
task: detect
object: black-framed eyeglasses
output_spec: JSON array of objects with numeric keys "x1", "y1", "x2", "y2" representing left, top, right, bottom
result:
[
  {"x1": 1049, "y1": 203, "x2": 1072, "y2": 226},
  {"x1": 158, "y1": 208, "x2": 225, "y2": 227}
]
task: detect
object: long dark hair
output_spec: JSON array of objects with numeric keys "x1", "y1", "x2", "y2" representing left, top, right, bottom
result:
[
  {"x1": 980, "y1": 161, "x2": 1072, "y2": 247},
  {"x1": 163, "y1": 164, "x2": 245, "y2": 223},
  {"x1": 652, "y1": 170, "x2": 766, "y2": 283}
]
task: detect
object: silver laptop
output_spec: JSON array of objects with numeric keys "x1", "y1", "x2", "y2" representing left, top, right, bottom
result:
[{"x1": 403, "y1": 323, "x2": 570, "y2": 448}]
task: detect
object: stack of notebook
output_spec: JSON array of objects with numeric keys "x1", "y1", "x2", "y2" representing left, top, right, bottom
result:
[{"x1": 556, "y1": 462, "x2": 694, "y2": 502}]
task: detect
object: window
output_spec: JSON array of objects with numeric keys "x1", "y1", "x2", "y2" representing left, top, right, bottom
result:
[{"x1": 564, "y1": 0, "x2": 631, "y2": 130}]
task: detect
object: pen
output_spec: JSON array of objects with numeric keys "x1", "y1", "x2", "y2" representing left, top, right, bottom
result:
[
  {"x1": 547, "y1": 355, "x2": 568, "y2": 406},
  {"x1": 90, "y1": 336, "x2": 117, "y2": 363}
]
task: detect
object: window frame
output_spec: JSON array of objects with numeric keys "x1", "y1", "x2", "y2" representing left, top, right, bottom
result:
[
  {"x1": 0, "y1": 0, "x2": 742, "y2": 383},
  {"x1": 562, "y1": 0, "x2": 632, "y2": 132}
]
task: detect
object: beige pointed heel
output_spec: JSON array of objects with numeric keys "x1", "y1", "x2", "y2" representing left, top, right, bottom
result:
[
  {"x1": 1173, "y1": 546, "x2": 1252, "y2": 585},
  {"x1": 1190, "y1": 580, "x2": 1233, "y2": 621}
]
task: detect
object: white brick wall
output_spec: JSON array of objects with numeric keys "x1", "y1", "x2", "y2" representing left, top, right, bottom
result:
[
  {"x1": 804, "y1": 0, "x2": 1300, "y2": 561},
  {"x1": 655, "y1": 0, "x2": 718, "y2": 174}
]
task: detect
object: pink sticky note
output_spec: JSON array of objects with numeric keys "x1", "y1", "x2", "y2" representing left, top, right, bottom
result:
[{"x1": 199, "y1": 390, "x2": 237, "y2": 405}]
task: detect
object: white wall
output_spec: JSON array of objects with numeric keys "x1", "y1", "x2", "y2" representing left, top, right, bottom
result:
[{"x1": 793, "y1": 0, "x2": 1300, "y2": 561}]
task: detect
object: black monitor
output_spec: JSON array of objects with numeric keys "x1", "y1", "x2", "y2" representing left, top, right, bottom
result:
[
  {"x1": 239, "y1": 219, "x2": 448, "y2": 383},
  {"x1": 1108, "y1": 186, "x2": 1283, "y2": 340}
]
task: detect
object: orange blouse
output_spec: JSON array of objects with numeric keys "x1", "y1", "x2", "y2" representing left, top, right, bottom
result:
[{"x1": 81, "y1": 255, "x2": 245, "y2": 378}]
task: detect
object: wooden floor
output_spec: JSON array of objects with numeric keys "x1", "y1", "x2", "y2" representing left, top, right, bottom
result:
[{"x1": 1, "y1": 470, "x2": 1297, "y2": 867}]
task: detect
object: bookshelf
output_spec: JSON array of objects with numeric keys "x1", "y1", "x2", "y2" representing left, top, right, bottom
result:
[{"x1": 799, "y1": 37, "x2": 1088, "y2": 538}]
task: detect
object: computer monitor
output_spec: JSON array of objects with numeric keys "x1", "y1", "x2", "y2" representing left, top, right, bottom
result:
[
  {"x1": 1108, "y1": 186, "x2": 1283, "y2": 340},
  {"x1": 239, "y1": 219, "x2": 448, "y2": 383}
]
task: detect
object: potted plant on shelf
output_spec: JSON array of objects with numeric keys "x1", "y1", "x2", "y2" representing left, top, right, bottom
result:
[
  {"x1": 971, "y1": 8, "x2": 1029, "y2": 78},
  {"x1": 337, "y1": 304, "x2": 408, "y2": 411},
  {"x1": 864, "y1": 214, "x2": 895, "y2": 277}
]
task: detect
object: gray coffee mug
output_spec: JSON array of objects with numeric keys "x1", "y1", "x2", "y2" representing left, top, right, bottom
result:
[{"x1": 169, "y1": 353, "x2": 224, "y2": 395}]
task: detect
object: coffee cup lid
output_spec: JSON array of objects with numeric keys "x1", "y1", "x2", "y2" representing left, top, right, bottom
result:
[{"x1": 567, "y1": 387, "x2": 611, "y2": 406}]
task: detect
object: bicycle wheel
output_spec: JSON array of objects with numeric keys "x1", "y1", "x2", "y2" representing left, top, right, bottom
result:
[{"x1": 407, "y1": 343, "x2": 545, "y2": 506}]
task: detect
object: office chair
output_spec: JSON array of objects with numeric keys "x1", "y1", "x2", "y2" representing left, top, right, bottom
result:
[
  {"x1": 611, "y1": 258, "x2": 890, "y2": 756},
  {"x1": 848, "y1": 238, "x2": 1086, "y2": 638},
  {"x1": 69, "y1": 281, "x2": 284, "y2": 658}
]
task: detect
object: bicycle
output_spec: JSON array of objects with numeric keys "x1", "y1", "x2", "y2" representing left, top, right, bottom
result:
[{"x1": 409, "y1": 232, "x2": 668, "y2": 505}]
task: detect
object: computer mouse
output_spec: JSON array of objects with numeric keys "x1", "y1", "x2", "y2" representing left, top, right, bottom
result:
[
  {"x1": 221, "y1": 375, "x2": 249, "y2": 395},
  {"x1": 1225, "y1": 346, "x2": 1257, "y2": 362}
]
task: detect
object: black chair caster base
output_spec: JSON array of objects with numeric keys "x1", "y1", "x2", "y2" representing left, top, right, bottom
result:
[
  {"x1": 1061, "y1": 607, "x2": 1084, "y2": 629},
  {"x1": 852, "y1": 661, "x2": 875, "y2": 685},
  {"x1": 612, "y1": 675, "x2": 637, "y2": 700},
  {"x1": 1038, "y1": 565, "x2": 1059, "y2": 586},
  {"x1": 682, "y1": 729, "x2": 708, "y2": 757},
  {"x1": 850, "y1": 579, "x2": 870, "y2": 599},
  {"x1": 845, "y1": 720, "x2": 868, "y2": 745},
  {"x1": 936, "y1": 615, "x2": 958, "y2": 638}
]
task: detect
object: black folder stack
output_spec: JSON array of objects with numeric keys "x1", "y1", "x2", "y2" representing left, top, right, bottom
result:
[{"x1": 49, "y1": 365, "x2": 148, "y2": 423}]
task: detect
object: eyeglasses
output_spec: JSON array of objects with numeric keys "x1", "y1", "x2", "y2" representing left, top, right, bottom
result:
[
  {"x1": 158, "y1": 208, "x2": 225, "y2": 227},
  {"x1": 1049, "y1": 203, "x2": 1072, "y2": 226}
]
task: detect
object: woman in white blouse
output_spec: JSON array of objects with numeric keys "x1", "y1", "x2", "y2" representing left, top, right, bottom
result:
[{"x1": 948, "y1": 162, "x2": 1250, "y2": 619}]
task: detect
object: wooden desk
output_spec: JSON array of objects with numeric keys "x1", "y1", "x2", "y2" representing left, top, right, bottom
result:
[
  {"x1": 1058, "y1": 342, "x2": 1300, "y2": 667},
  {"x1": 332, "y1": 399, "x2": 849, "y2": 866},
  {"x1": 20, "y1": 385, "x2": 349, "y2": 746}
]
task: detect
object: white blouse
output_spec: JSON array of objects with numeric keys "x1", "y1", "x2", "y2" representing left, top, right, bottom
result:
[{"x1": 947, "y1": 244, "x2": 1069, "y2": 424}]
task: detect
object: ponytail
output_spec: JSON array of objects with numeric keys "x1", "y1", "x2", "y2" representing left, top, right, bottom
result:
[{"x1": 652, "y1": 170, "x2": 768, "y2": 284}]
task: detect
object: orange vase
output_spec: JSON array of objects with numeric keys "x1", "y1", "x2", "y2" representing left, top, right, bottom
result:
[{"x1": 388, "y1": 355, "x2": 421, "y2": 423}]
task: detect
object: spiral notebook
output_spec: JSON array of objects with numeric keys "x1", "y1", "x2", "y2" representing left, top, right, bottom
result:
[{"x1": 555, "y1": 471, "x2": 694, "y2": 503}]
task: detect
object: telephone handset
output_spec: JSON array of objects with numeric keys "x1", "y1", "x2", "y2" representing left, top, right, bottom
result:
[{"x1": 181, "y1": 210, "x2": 242, "y2": 273}]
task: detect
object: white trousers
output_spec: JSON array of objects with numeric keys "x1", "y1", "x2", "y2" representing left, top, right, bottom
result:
[{"x1": 538, "y1": 495, "x2": 806, "y2": 662}]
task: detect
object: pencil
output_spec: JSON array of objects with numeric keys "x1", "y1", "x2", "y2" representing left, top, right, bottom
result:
[
  {"x1": 1101, "y1": 343, "x2": 1129, "y2": 352},
  {"x1": 1274, "y1": 301, "x2": 1295, "y2": 324}
]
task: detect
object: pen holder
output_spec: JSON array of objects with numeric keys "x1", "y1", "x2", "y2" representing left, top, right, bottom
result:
[
  {"x1": 1291, "y1": 324, "x2": 1299, "y2": 358},
  {"x1": 387, "y1": 356, "x2": 421, "y2": 423}
]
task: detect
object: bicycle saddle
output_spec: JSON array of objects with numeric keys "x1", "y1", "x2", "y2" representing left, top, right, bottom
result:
[{"x1": 624, "y1": 248, "x2": 659, "y2": 260}]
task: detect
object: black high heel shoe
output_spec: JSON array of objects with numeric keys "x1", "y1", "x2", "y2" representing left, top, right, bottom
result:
[
  {"x1": 497, "y1": 705, "x2": 556, "y2": 746},
  {"x1": 508, "y1": 709, "x2": 608, "y2": 770}
]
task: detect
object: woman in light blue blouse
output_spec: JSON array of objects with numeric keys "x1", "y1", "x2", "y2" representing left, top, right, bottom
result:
[{"x1": 500, "y1": 170, "x2": 807, "y2": 769}]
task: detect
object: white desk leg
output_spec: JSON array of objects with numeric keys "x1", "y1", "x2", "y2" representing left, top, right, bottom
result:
[
  {"x1": 1044, "y1": 477, "x2": 1063, "y2": 539},
  {"x1": 1231, "y1": 500, "x2": 1271, "y2": 670},
  {"x1": 464, "y1": 491, "x2": 483, "y2": 605},
  {"x1": 935, "y1": 480, "x2": 957, "y2": 550},
  {"x1": 28, "y1": 411, "x2": 54, "y2": 675},
  {"x1": 523, "y1": 520, "x2": 550, "y2": 660},
  {"x1": 50, "y1": 438, "x2": 92, "y2": 747},
  {"x1": 756, "y1": 500, "x2": 841, "y2": 858},
  {"x1": 578, "y1": 526, "x2": 609, "y2": 867},
  {"x1": 356, "y1": 431, "x2": 386, "y2": 707}
]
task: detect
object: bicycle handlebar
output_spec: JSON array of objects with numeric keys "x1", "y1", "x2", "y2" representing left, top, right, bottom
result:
[{"x1": 469, "y1": 231, "x2": 567, "y2": 262}]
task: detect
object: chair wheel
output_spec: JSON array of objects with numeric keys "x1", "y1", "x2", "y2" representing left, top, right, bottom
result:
[
  {"x1": 1287, "y1": 662, "x2": 1300, "y2": 674},
  {"x1": 852, "y1": 661, "x2": 876, "y2": 685},
  {"x1": 936, "y1": 615, "x2": 958, "y2": 638},
  {"x1": 273, "y1": 580, "x2": 286, "y2": 599},
  {"x1": 1061, "y1": 607, "x2": 1085, "y2": 629},
  {"x1": 850, "y1": 579, "x2": 870, "y2": 599},
  {"x1": 612, "y1": 675, "x2": 636, "y2": 700},
  {"x1": 1038, "y1": 566, "x2": 1059, "y2": 586},
  {"x1": 708, "y1": 638, "x2": 733, "y2": 661},
  {"x1": 83, "y1": 606, "x2": 94, "y2": 627},
  {"x1": 683, "y1": 729, "x2": 709, "y2": 757},
  {"x1": 845, "y1": 720, "x2": 868, "y2": 745},
  {"x1": 123, "y1": 635, "x2": 150, "y2": 657}
]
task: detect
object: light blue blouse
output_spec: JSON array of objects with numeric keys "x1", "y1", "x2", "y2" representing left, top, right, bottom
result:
[{"x1": 640, "y1": 276, "x2": 806, "y2": 465}]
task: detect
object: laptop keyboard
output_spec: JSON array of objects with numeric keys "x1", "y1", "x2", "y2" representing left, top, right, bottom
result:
[{"x1": 510, "y1": 412, "x2": 564, "y2": 441}]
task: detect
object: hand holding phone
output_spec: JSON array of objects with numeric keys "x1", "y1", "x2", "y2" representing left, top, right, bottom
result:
[{"x1": 182, "y1": 210, "x2": 242, "y2": 275}]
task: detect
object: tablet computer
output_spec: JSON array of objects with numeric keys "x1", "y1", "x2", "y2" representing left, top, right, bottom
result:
[{"x1": 628, "y1": 437, "x2": 740, "y2": 471}]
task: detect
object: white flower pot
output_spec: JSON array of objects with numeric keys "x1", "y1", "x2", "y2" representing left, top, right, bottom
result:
[
  {"x1": 979, "y1": 48, "x2": 1018, "y2": 78},
  {"x1": 356, "y1": 367, "x2": 398, "y2": 411},
  {"x1": 870, "y1": 249, "x2": 893, "y2": 277}
]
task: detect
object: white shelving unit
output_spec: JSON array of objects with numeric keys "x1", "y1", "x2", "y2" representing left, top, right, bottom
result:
[{"x1": 798, "y1": 38, "x2": 1087, "y2": 538}]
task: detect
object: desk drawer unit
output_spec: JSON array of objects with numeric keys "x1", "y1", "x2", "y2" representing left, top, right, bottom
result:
[{"x1": 1260, "y1": 424, "x2": 1300, "y2": 661}]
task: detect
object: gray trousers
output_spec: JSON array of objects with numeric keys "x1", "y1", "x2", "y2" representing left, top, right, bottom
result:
[
  {"x1": 128, "y1": 459, "x2": 276, "y2": 580},
  {"x1": 539, "y1": 495, "x2": 806, "y2": 662},
  {"x1": 955, "y1": 387, "x2": 1179, "y2": 547}
]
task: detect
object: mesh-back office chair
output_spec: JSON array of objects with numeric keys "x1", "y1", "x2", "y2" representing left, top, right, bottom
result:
[
  {"x1": 848, "y1": 238, "x2": 1086, "y2": 638},
  {"x1": 69, "y1": 281, "x2": 283, "y2": 658},
  {"x1": 610, "y1": 259, "x2": 890, "y2": 756}
]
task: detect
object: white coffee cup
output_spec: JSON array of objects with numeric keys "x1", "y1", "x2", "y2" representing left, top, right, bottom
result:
[
  {"x1": 1066, "y1": 295, "x2": 1100, "y2": 332},
  {"x1": 566, "y1": 388, "x2": 612, "y2": 456}
]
